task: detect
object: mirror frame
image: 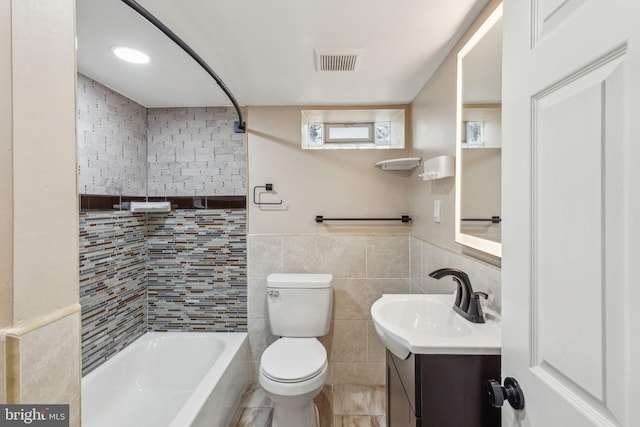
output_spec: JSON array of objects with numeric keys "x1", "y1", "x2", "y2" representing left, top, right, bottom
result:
[{"x1": 455, "y1": 3, "x2": 503, "y2": 258}]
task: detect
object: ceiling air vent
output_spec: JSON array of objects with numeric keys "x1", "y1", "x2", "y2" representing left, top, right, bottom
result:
[{"x1": 315, "y1": 48, "x2": 363, "y2": 72}]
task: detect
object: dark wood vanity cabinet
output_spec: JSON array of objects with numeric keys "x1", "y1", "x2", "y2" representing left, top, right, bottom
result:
[{"x1": 386, "y1": 350, "x2": 501, "y2": 427}]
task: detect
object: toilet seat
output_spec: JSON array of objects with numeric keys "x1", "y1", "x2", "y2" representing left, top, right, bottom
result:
[{"x1": 260, "y1": 338, "x2": 327, "y2": 383}]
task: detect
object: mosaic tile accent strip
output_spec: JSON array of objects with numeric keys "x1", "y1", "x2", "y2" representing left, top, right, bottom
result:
[
  {"x1": 147, "y1": 209, "x2": 247, "y2": 331},
  {"x1": 147, "y1": 107, "x2": 247, "y2": 197},
  {"x1": 79, "y1": 211, "x2": 147, "y2": 376},
  {"x1": 77, "y1": 74, "x2": 148, "y2": 196}
]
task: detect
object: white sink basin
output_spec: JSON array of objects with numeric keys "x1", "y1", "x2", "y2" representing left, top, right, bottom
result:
[{"x1": 371, "y1": 294, "x2": 501, "y2": 358}]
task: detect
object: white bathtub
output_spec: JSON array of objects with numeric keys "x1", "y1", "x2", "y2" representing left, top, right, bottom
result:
[{"x1": 82, "y1": 332, "x2": 249, "y2": 427}]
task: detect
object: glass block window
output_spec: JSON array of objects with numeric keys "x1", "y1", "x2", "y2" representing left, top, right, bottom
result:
[
  {"x1": 375, "y1": 122, "x2": 391, "y2": 145},
  {"x1": 465, "y1": 121, "x2": 484, "y2": 147},
  {"x1": 301, "y1": 109, "x2": 405, "y2": 149},
  {"x1": 309, "y1": 124, "x2": 323, "y2": 146}
]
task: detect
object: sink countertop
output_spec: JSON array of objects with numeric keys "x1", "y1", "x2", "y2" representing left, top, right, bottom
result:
[{"x1": 371, "y1": 293, "x2": 501, "y2": 359}]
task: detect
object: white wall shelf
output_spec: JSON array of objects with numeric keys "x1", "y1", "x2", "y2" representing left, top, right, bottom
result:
[{"x1": 374, "y1": 157, "x2": 421, "y2": 171}]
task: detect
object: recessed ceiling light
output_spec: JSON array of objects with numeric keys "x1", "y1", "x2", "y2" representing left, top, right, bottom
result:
[{"x1": 111, "y1": 46, "x2": 150, "y2": 64}]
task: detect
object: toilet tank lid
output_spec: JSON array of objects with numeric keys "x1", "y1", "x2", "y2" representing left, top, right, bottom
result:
[{"x1": 267, "y1": 273, "x2": 333, "y2": 289}]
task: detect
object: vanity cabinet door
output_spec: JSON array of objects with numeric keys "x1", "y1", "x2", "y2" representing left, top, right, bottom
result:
[
  {"x1": 417, "y1": 354, "x2": 501, "y2": 427},
  {"x1": 387, "y1": 359, "x2": 414, "y2": 427},
  {"x1": 386, "y1": 350, "x2": 499, "y2": 427},
  {"x1": 389, "y1": 352, "x2": 417, "y2": 415}
]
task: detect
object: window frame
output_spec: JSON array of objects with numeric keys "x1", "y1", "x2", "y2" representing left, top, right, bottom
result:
[{"x1": 324, "y1": 123, "x2": 374, "y2": 143}]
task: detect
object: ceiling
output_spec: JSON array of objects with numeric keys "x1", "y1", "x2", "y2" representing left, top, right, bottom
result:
[{"x1": 76, "y1": 0, "x2": 489, "y2": 108}]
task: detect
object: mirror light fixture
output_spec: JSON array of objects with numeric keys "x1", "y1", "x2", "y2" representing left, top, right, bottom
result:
[{"x1": 111, "y1": 46, "x2": 150, "y2": 64}]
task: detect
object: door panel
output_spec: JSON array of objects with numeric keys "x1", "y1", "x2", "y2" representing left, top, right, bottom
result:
[
  {"x1": 532, "y1": 50, "x2": 626, "y2": 418},
  {"x1": 533, "y1": 0, "x2": 587, "y2": 45},
  {"x1": 502, "y1": 0, "x2": 638, "y2": 425}
]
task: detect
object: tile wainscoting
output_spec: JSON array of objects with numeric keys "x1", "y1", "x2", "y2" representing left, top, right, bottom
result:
[
  {"x1": 4, "y1": 309, "x2": 81, "y2": 425},
  {"x1": 247, "y1": 234, "x2": 501, "y2": 388},
  {"x1": 247, "y1": 234, "x2": 411, "y2": 386},
  {"x1": 409, "y1": 236, "x2": 501, "y2": 314}
]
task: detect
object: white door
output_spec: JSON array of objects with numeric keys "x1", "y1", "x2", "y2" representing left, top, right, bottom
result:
[{"x1": 501, "y1": 0, "x2": 639, "y2": 426}]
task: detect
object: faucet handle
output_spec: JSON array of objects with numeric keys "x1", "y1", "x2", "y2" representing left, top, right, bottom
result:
[
  {"x1": 472, "y1": 291, "x2": 488, "y2": 300},
  {"x1": 467, "y1": 291, "x2": 488, "y2": 323}
]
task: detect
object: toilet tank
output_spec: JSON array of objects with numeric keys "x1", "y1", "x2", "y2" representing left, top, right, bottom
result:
[{"x1": 266, "y1": 273, "x2": 333, "y2": 337}]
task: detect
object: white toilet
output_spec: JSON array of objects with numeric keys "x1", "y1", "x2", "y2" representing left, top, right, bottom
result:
[{"x1": 259, "y1": 273, "x2": 333, "y2": 427}]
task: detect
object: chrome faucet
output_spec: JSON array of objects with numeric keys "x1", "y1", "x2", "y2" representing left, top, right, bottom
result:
[{"x1": 428, "y1": 268, "x2": 488, "y2": 323}]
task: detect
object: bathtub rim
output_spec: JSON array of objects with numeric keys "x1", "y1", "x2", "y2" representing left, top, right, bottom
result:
[{"x1": 169, "y1": 331, "x2": 248, "y2": 427}]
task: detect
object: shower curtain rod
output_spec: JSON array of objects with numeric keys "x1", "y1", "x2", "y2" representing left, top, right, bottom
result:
[{"x1": 121, "y1": 0, "x2": 246, "y2": 133}]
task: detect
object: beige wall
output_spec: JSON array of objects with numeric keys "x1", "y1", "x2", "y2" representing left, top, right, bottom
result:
[
  {"x1": 11, "y1": 0, "x2": 79, "y2": 322},
  {"x1": 407, "y1": 0, "x2": 502, "y2": 310},
  {"x1": 246, "y1": 106, "x2": 414, "y2": 385},
  {"x1": 1, "y1": 0, "x2": 80, "y2": 425},
  {"x1": 461, "y1": 148, "x2": 501, "y2": 218},
  {"x1": 0, "y1": 1, "x2": 12, "y2": 405},
  {"x1": 247, "y1": 106, "x2": 412, "y2": 235},
  {"x1": 409, "y1": 0, "x2": 503, "y2": 253},
  {"x1": 245, "y1": 0, "x2": 504, "y2": 393},
  {"x1": 0, "y1": 0, "x2": 13, "y2": 331}
]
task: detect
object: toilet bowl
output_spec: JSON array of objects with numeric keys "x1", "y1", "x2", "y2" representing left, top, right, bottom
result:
[
  {"x1": 259, "y1": 273, "x2": 333, "y2": 427},
  {"x1": 259, "y1": 338, "x2": 328, "y2": 427}
]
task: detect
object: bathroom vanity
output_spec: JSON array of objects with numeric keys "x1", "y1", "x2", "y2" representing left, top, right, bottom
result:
[
  {"x1": 387, "y1": 350, "x2": 500, "y2": 427},
  {"x1": 371, "y1": 293, "x2": 502, "y2": 426}
]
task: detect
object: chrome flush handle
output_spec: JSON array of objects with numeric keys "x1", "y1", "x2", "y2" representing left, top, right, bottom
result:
[{"x1": 267, "y1": 290, "x2": 279, "y2": 297}]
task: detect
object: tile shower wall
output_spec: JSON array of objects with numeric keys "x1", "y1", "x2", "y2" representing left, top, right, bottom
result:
[
  {"x1": 79, "y1": 208, "x2": 247, "y2": 375},
  {"x1": 77, "y1": 76, "x2": 246, "y2": 199},
  {"x1": 247, "y1": 234, "x2": 411, "y2": 386},
  {"x1": 79, "y1": 211, "x2": 147, "y2": 376},
  {"x1": 147, "y1": 107, "x2": 246, "y2": 197},
  {"x1": 77, "y1": 74, "x2": 147, "y2": 196},
  {"x1": 77, "y1": 76, "x2": 248, "y2": 375},
  {"x1": 147, "y1": 210, "x2": 247, "y2": 331}
]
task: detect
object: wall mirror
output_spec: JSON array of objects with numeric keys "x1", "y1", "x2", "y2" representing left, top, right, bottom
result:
[{"x1": 455, "y1": 3, "x2": 503, "y2": 258}]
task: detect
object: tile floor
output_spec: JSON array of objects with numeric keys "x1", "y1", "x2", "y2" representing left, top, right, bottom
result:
[{"x1": 231, "y1": 383, "x2": 386, "y2": 427}]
